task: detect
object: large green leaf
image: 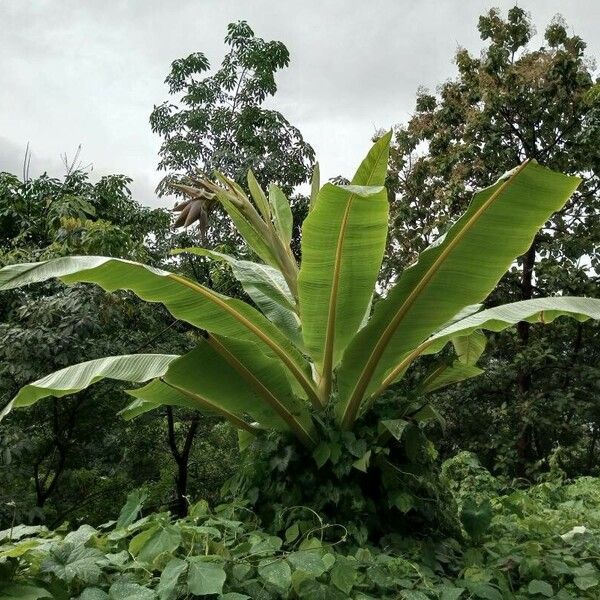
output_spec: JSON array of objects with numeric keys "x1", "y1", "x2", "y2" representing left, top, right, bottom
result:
[
  {"x1": 187, "y1": 559, "x2": 226, "y2": 596},
  {"x1": 129, "y1": 525, "x2": 181, "y2": 564},
  {"x1": 0, "y1": 256, "x2": 319, "y2": 407},
  {"x1": 268, "y1": 185, "x2": 293, "y2": 248},
  {"x1": 247, "y1": 170, "x2": 271, "y2": 221},
  {"x1": 41, "y1": 544, "x2": 104, "y2": 584},
  {"x1": 427, "y1": 296, "x2": 600, "y2": 350},
  {"x1": 452, "y1": 331, "x2": 487, "y2": 365},
  {"x1": 157, "y1": 558, "x2": 187, "y2": 600},
  {"x1": 173, "y1": 248, "x2": 301, "y2": 346},
  {"x1": 420, "y1": 362, "x2": 484, "y2": 394},
  {"x1": 351, "y1": 130, "x2": 392, "y2": 186},
  {"x1": 337, "y1": 161, "x2": 581, "y2": 426},
  {"x1": 309, "y1": 163, "x2": 320, "y2": 212},
  {"x1": 123, "y1": 337, "x2": 317, "y2": 446},
  {"x1": 0, "y1": 585, "x2": 52, "y2": 600},
  {"x1": 373, "y1": 296, "x2": 600, "y2": 400},
  {"x1": 0, "y1": 354, "x2": 177, "y2": 421},
  {"x1": 116, "y1": 490, "x2": 148, "y2": 529},
  {"x1": 298, "y1": 134, "x2": 391, "y2": 397}
]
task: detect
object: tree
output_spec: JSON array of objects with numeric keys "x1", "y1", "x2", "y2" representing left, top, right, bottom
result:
[
  {"x1": 150, "y1": 20, "x2": 315, "y2": 233},
  {"x1": 387, "y1": 6, "x2": 600, "y2": 477},
  {"x1": 0, "y1": 168, "x2": 230, "y2": 526},
  {"x1": 1, "y1": 136, "x2": 598, "y2": 540}
]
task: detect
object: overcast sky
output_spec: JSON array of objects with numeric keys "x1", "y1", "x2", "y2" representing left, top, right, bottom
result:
[{"x1": 1, "y1": 0, "x2": 598, "y2": 208}]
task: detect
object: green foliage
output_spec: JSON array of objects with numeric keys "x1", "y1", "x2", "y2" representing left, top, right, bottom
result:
[
  {"x1": 150, "y1": 21, "x2": 315, "y2": 196},
  {"x1": 1, "y1": 134, "x2": 599, "y2": 542},
  {"x1": 0, "y1": 170, "x2": 169, "y2": 263},
  {"x1": 0, "y1": 169, "x2": 238, "y2": 527},
  {"x1": 388, "y1": 6, "x2": 600, "y2": 478},
  {"x1": 226, "y1": 394, "x2": 460, "y2": 544},
  {"x1": 4, "y1": 466, "x2": 600, "y2": 599}
]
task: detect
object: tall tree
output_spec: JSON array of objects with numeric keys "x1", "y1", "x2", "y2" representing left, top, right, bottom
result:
[
  {"x1": 387, "y1": 7, "x2": 600, "y2": 477},
  {"x1": 150, "y1": 21, "x2": 315, "y2": 231},
  {"x1": 0, "y1": 168, "x2": 237, "y2": 525}
]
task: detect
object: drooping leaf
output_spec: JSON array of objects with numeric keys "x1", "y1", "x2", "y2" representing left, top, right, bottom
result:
[
  {"x1": 0, "y1": 256, "x2": 318, "y2": 406},
  {"x1": 452, "y1": 330, "x2": 487, "y2": 365},
  {"x1": 373, "y1": 296, "x2": 600, "y2": 400},
  {"x1": 420, "y1": 362, "x2": 484, "y2": 393},
  {"x1": 426, "y1": 296, "x2": 600, "y2": 353},
  {"x1": 173, "y1": 247, "x2": 301, "y2": 346},
  {"x1": 129, "y1": 525, "x2": 181, "y2": 564},
  {"x1": 330, "y1": 556, "x2": 358, "y2": 594},
  {"x1": 116, "y1": 489, "x2": 148, "y2": 529},
  {"x1": 123, "y1": 338, "x2": 317, "y2": 447},
  {"x1": 337, "y1": 161, "x2": 581, "y2": 426},
  {"x1": 0, "y1": 354, "x2": 178, "y2": 421}
]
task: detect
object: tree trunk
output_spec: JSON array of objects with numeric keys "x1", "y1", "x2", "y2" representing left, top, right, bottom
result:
[
  {"x1": 32, "y1": 397, "x2": 81, "y2": 520},
  {"x1": 587, "y1": 427, "x2": 599, "y2": 474},
  {"x1": 166, "y1": 408, "x2": 200, "y2": 518},
  {"x1": 514, "y1": 241, "x2": 537, "y2": 477}
]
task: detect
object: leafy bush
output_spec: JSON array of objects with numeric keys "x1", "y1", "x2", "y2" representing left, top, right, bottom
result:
[
  {"x1": 2, "y1": 137, "x2": 600, "y2": 544},
  {"x1": 3, "y1": 461, "x2": 600, "y2": 599}
]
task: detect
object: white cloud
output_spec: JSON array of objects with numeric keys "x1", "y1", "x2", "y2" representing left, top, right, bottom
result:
[{"x1": 0, "y1": 0, "x2": 598, "y2": 208}]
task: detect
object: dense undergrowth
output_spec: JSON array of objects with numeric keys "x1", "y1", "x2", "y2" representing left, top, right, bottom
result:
[{"x1": 2, "y1": 453, "x2": 600, "y2": 599}]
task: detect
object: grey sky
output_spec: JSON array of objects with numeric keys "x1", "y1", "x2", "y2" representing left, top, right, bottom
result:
[{"x1": 1, "y1": 0, "x2": 598, "y2": 208}]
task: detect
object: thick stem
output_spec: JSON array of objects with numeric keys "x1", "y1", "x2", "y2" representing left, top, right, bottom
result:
[
  {"x1": 514, "y1": 240, "x2": 537, "y2": 476},
  {"x1": 166, "y1": 407, "x2": 200, "y2": 518}
]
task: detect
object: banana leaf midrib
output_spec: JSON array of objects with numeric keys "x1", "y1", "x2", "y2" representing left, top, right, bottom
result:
[
  {"x1": 207, "y1": 336, "x2": 317, "y2": 448},
  {"x1": 160, "y1": 378, "x2": 259, "y2": 434},
  {"x1": 340, "y1": 160, "x2": 532, "y2": 427},
  {"x1": 318, "y1": 140, "x2": 390, "y2": 400},
  {"x1": 167, "y1": 272, "x2": 320, "y2": 408}
]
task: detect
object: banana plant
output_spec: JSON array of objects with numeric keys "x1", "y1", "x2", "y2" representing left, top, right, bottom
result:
[{"x1": 1, "y1": 133, "x2": 600, "y2": 450}]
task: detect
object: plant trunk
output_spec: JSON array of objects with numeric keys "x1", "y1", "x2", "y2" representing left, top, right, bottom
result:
[
  {"x1": 587, "y1": 427, "x2": 599, "y2": 474},
  {"x1": 514, "y1": 241, "x2": 537, "y2": 477},
  {"x1": 32, "y1": 398, "x2": 81, "y2": 521},
  {"x1": 166, "y1": 408, "x2": 200, "y2": 518}
]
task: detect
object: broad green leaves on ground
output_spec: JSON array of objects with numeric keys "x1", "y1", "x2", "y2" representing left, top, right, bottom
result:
[{"x1": 3, "y1": 463, "x2": 600, "y2": 599}]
